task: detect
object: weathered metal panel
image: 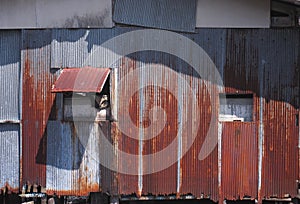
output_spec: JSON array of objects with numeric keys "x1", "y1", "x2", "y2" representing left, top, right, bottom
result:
[
  {"x1": 115, "y1": 57, "x2": 139, "y2": 195},
  {"x1": 0, "y1": 0, "x2": 114, "y2": 29},
  {"x1": 224, "y1": 28, "x2": 299, "y2": 200},
  {"x1": 113, "y1": 0, "x2": 197, "y2": 32},
  {"x1": 51, "y1": 29, "x2": 90, "y2": 68},
  {"x1": 0, "y1": 30, "x2": 21, "y2": 121},
  {"x1": 21, "y1": 30, "x2": 56, "y2": 188},
  {"x1": 196, "y1": 0, "x2": 270, "y2": 28},
  {"x1": 46, "y1": 121, "x2": 108, "y2": 196},
  {"x1": 180, "y1": 29, "x2": 226, "y2": 202},
  {"x1": 140, "y1": 54, "x2": 178, "y2": 195},
  {"x1": 16, "y1": 27, "x2": 299, "y2": 200},
  {"x1": 221, "y1": 122, "x2": 258, "y2": 200},
  {"x1": 52, "y1": 67, "x2": 110, "y2": 93},
  {"x1": 258, "y1": 29, "x2": 299, "y2": 199},
  {"x1": 0, "y1": 124, "x2": 20, "y2": 192}
]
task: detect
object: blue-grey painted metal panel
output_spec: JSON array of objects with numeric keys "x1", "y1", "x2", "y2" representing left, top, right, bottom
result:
[
  {"x1": 0, "y1": 30, "x2": 21, "y2": 121},
  {"x1": 51, "y1": 28, "x2": 120, "y2": 68},
  {"x1": 113, "y1": 0, "x2": 196, "y2": 32},
  {"x1": 0, "y1": 123, "x2": 20, "y2": 191},
  {"x1": 46, "y1": 121, "x2": 102, "y2": 195},
  {"x1": 51, "y1": 29, "x2": 90, "y2": 68}
]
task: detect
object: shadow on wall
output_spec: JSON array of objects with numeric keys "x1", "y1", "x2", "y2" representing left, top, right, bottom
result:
[{"x1": 12, "y1": 27, "x2": 298, "y2": 170}]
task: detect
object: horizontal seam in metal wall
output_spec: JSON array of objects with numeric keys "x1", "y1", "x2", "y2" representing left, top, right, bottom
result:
[{"x1": 0, "y1": 120, "x2": 21, "y2": 124}]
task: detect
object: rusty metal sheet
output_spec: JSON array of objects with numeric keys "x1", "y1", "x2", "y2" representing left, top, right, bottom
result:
[
  {"x1": 257, "y1": 29, "x2": 299, "y2": 199},
  {"x1": 21, "y1": 29, "x2": 55, "y2": 188},
  {"x1": 15, "y1": 27, "x2": 299, "y2": 200},
  {"x1": 220, "y1": 122, "x2": 258, "y2": 200},
  {"x1": 115, "y1": 57, "x2": 139, "y2": 195},
  {"x1": 180, "y1": 81, "x2": 219, "y2": 202},
  {"x1": 52, "y1": 67, "x2": 110, "y2": 93},
  {"x1": 141, "y1": 63, "x2": 178, "y2": 195},
  {"x1": 224, "y1": 29, "x2": 299, "y2": 200},
  {"x1": 0, "y1": 124, "x2": 20, "y2": 193}
]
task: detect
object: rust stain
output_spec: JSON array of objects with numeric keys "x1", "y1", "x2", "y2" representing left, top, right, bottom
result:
[
  {"x1": 142, "y1": 85, "x2": 178, "y2": 195},
  {"x1": 220, "y1": 122, "x2": 258, "y2": 200},
  {"x1": 22, "y1": 47, "x2": 56, "y2": 188},
  {"x1": 0, "y1": 182, "x2": 19, "y2": 194},
  {"x1": 116, "y1": 57, "x2": 139, "y2": 195},
  {"x1": 180, "y1": 80, "x2": 218, "y2": 202}
]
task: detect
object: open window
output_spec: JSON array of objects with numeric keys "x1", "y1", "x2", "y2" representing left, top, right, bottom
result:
[
  {"x1": 219, "y1": 93, "x2": 253, "y2": 122},
  {"x1": 51, "y1": 67, "x2": 111, "y2": 122}
]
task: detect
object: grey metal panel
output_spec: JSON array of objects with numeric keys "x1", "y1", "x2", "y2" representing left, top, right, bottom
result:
[
  {"x1": 46, "y1": 121, "x2": 101, "y2": 195},
  {"x1": 51, "y1": 28, "x2": 118, "y2": 68},
  {"x1": 0, "y1": 124, "x2": 20, "y2": 191},
  {"x1": 113, "y1": 0, "x2": 197, "y2": 32},
  {"x1": 51, "y1": 29, "x2": 89, "y2": 68},
  {"x1": 196, "y1": 0, "x2": 270, "y2": 28},
  {"x1": 0, "y1": 0, "x2": 114, "y2": 29},
  {"x1": 0, "y1": 30, "x2": 21, "y2": 121}
]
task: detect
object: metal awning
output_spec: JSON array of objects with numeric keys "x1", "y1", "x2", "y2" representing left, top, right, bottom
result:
[{"x1": 51, "y1": 67, "x2": 110, "y2": 93}]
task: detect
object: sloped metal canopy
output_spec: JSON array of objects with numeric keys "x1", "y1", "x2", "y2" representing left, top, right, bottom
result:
[{"x1": 51, "y1": 67, "x2": 110, "y2": 93}]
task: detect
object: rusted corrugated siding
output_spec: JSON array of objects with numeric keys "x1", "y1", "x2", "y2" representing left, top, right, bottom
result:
[
  {"x1": 21, "y1": 30, "x2": 56, "y2": 188},
  {"x1": 180, "y1": 81, "x2": 218, "y2": 201},
  {"x1": 221, "y1": 122, "x2": 258, "y2": 200},
  {"x1": 51, "y1": 67, "x2": 110, "y2": 93},
  {"x1": 14, "y1": 27, "x2": 299, "y2": 200},
  {"x1": 116, "y1": 57, "x2": 139, "y2": 195},
  {"x1": 224, "y1": 29, "x2": 299, "y2": 200},
  {"x1": 180, "y1": 29, "x2": 226, "y2": 202},
  {"x1": 141, "y1": 55, "x2": 178, "y2": 195},
  {"x1": 259, "y1": 29, "x2": 299, "y2": 199}
]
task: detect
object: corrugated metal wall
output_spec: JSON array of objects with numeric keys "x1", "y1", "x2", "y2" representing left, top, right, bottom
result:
[
  {"x1": 0, "y1": 30, "x2": 21, "y2": 192},
  {"x1": 0, "y1": 28, "x2": 298, "y2": 201}
]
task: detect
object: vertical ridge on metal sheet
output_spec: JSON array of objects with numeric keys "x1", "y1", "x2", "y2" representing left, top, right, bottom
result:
[
  {"x1": 21, "y1": 30, "x2": 54, "y2": 188},
  {"x1": 0, "y1": 30, "x2": 21, "y2": 121},
  {"x1": 0, "y1": 124, "x2": 20, "y2": 192},
  {"x1": 113, "y1": 0, "x2": 197, "y2": 32}
]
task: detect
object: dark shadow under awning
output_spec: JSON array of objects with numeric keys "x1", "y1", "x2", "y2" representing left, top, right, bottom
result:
[{"x1": 51, "y1": 67, "x2": 110, "y2": 93}]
